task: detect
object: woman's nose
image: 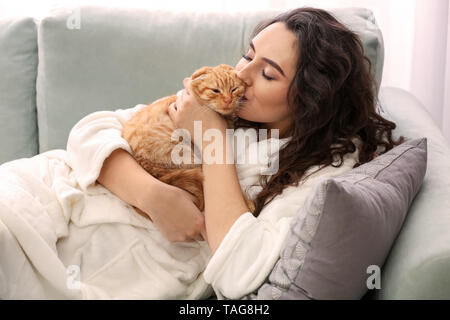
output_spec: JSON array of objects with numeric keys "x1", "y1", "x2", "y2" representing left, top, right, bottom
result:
[
  {"x1": 236, "y1": 64, "x2": 252, "y2": 86},
  {"x1": 237, "y1": 68, "x2": 252, "y2": 87}
]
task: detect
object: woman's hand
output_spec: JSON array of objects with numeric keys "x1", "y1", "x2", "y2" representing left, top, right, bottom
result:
[
  {"x1": 137, "y1": 182, "x2": 207, "y2": 242},
  {"x1": 168, "y1": 78, "x2": 227, "y2": 145},
  {"x1": 98, "y1": 149, "x2": 206, "y2": 243}
]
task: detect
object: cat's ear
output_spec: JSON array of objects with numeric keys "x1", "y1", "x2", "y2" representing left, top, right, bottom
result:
[{"x1": 191, "y1": 66, "x2": 212, "y2": 80}]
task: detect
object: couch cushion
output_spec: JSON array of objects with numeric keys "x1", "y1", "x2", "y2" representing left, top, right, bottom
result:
[
  {"x1": 0, "y1": 17, "x2": 38, "y2": 164},
  {"x1": 331, "y1": 7, "x2": 385, "y2": 93},
  {"x1": 36, "y1": 6, "x2": 384, "y2": 152},
  {"x1": 371, "y1": 87, "x2": 450, "y2": 299},
  {"x1": 244, "y1": 137, "x2": 427, "y2": 300}
]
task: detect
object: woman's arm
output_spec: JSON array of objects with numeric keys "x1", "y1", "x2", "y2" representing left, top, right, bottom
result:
[
  {"x1": 66, "y1": 105, "x2": 206, "y2": 242},
  {"x1": 167, "y1": 81, "x2": 250, "y2": 251},
  {"x1": 167, "y1": 81, "x2": 297, "y2": 298},
  {"x1": 97, "y1": 148, "x2": 159, "y2": 218},
  {"x1": 201, "y1": 132, "x2": 250, "y2": 253},
  {"x1": 98, "y1": 148, "x2": 207, "y2": 242}
]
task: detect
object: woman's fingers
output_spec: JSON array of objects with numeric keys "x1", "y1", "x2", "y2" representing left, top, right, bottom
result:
[
  {"x1": 167, "y1": 102, "x2": 178, "y2": 124},
  {"x1": 139, "y1": 182, "x2": 206, "y2": 244},
  {"x1": 134, "y1": 206, "x2": 152, "y2": 221},
  {"x1": 196, "y1": 231, "x2": 205, "y2": 241},
  {"x1": 199, "y1": 229, "x2": 208, "y2": 243},
  {"x1": 183, "y1": 77, "x2": 191, "y2": 94}
]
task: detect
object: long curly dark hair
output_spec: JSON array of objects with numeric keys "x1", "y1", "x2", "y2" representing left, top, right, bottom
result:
[{"x1": 235, "y1": 7, "x2": 405, "y2": 217}]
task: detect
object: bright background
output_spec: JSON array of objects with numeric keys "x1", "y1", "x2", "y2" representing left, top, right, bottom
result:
[{"x1": 1, "y1": 0, "x2": 449, "y2": 145}]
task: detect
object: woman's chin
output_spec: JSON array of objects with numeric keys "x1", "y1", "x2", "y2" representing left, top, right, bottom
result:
[
  {"x1": 237, "y1": 103, "x2": 265, "y2": 123},
  {"x1": 236, "y1": 107, "x2": 251, "y2": 120}
]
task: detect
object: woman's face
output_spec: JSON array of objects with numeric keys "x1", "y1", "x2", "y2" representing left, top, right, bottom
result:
[{"x1": 235, "y1": 22, "x2": 298, "y2": 136}]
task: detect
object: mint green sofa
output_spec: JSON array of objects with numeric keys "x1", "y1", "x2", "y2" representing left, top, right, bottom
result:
[{"x1": 1, "y1": 6, "x2": 449, "y2": 299}]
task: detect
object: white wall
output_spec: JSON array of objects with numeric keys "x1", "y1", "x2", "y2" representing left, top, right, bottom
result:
[
  {"x1": 443, "y1": 3, "x2": 450, "y2": 143},
  {"x1": 410, "y1": 0, "x2": 449, "y2": 133}
]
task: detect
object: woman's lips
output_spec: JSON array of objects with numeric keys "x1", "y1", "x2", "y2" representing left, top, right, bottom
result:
[{"x1": 237, "y1": 96, "x2": 247, "y2": 110}]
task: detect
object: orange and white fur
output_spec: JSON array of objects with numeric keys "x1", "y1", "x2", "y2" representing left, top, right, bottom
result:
[{"x1": 122, "y1": 64, "x2": 255, "y2": 212}]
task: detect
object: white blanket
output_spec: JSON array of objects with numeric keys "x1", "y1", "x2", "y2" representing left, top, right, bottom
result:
[{"x1": 0, "y1": 150, "x2": 212, "y2": 299}]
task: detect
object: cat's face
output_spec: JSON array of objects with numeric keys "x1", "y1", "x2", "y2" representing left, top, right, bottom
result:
[{"x1": 189, "y1": 64, "x2": 246, "y2": 116}]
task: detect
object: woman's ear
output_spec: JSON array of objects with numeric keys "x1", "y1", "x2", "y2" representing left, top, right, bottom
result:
[{"x1": 191, "y1": 66, "x2": 212, "y2": 80}]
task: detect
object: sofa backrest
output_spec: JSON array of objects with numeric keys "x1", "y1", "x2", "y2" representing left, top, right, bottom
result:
[
  {"x1": 35, "y1": 6, "x2": 384, "y2": 152},
  {"x1": 0, "y1": 17, "x2": 38, "y2": 164},
  {"x1": 0, "y1": 6, "x2": 384, "y2": 161}
]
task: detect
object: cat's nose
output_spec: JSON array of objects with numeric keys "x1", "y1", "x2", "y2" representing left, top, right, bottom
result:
[{"x1": 224, "y1": 98, "x2": 231, "y2": 104}]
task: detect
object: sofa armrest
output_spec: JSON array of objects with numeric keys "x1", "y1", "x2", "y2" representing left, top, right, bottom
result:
[{"x1": 373, "y1": 87, "x2": 450, "y2": 299}]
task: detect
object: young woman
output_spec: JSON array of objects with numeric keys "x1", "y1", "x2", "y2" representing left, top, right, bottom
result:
[
  {"x1": 0, "y1": 7, "x2": 404, "y2": 299},
  {"x1": 91, "y1": 7, "x2": 403, "y2": 298}
]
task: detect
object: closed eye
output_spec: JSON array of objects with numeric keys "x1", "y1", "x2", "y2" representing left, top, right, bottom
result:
[
  {"x1": 262, "y1": 70, "x2": 275, "y2": 81},
  {"x1": 231, "y1": 87, "x2": 237, "y2": 92},
  {"x1": 242, "y1": 54, "x2": 252, "y2": 61},
  {"x1": 211, "y1": 89, "x2": 220, "y2": 93},
  {"x1": 242, "y1": 54, "x2": 275, "y2": 81}
]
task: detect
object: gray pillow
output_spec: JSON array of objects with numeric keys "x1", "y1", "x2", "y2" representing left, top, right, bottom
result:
[{"x1": 244, "y1": 137, "x2": 427, "y2": 300}]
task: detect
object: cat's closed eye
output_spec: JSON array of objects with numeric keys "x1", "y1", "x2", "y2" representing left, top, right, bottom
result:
[
  {"x1": 231, "y1": 87, "x2": 237, "y2": 92},
  {"x1": 212, "y1": 89, "x2": 220, "y2": 93}
]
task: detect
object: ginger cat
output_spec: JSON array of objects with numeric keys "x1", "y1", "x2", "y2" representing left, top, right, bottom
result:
[{"x1": 122, "y1": 64, "x2": 255, "y2": 212}]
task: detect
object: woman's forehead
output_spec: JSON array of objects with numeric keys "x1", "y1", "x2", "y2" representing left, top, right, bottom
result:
[{"x1": 252, "y1": 22, "x2": 298, "y2": 78}]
